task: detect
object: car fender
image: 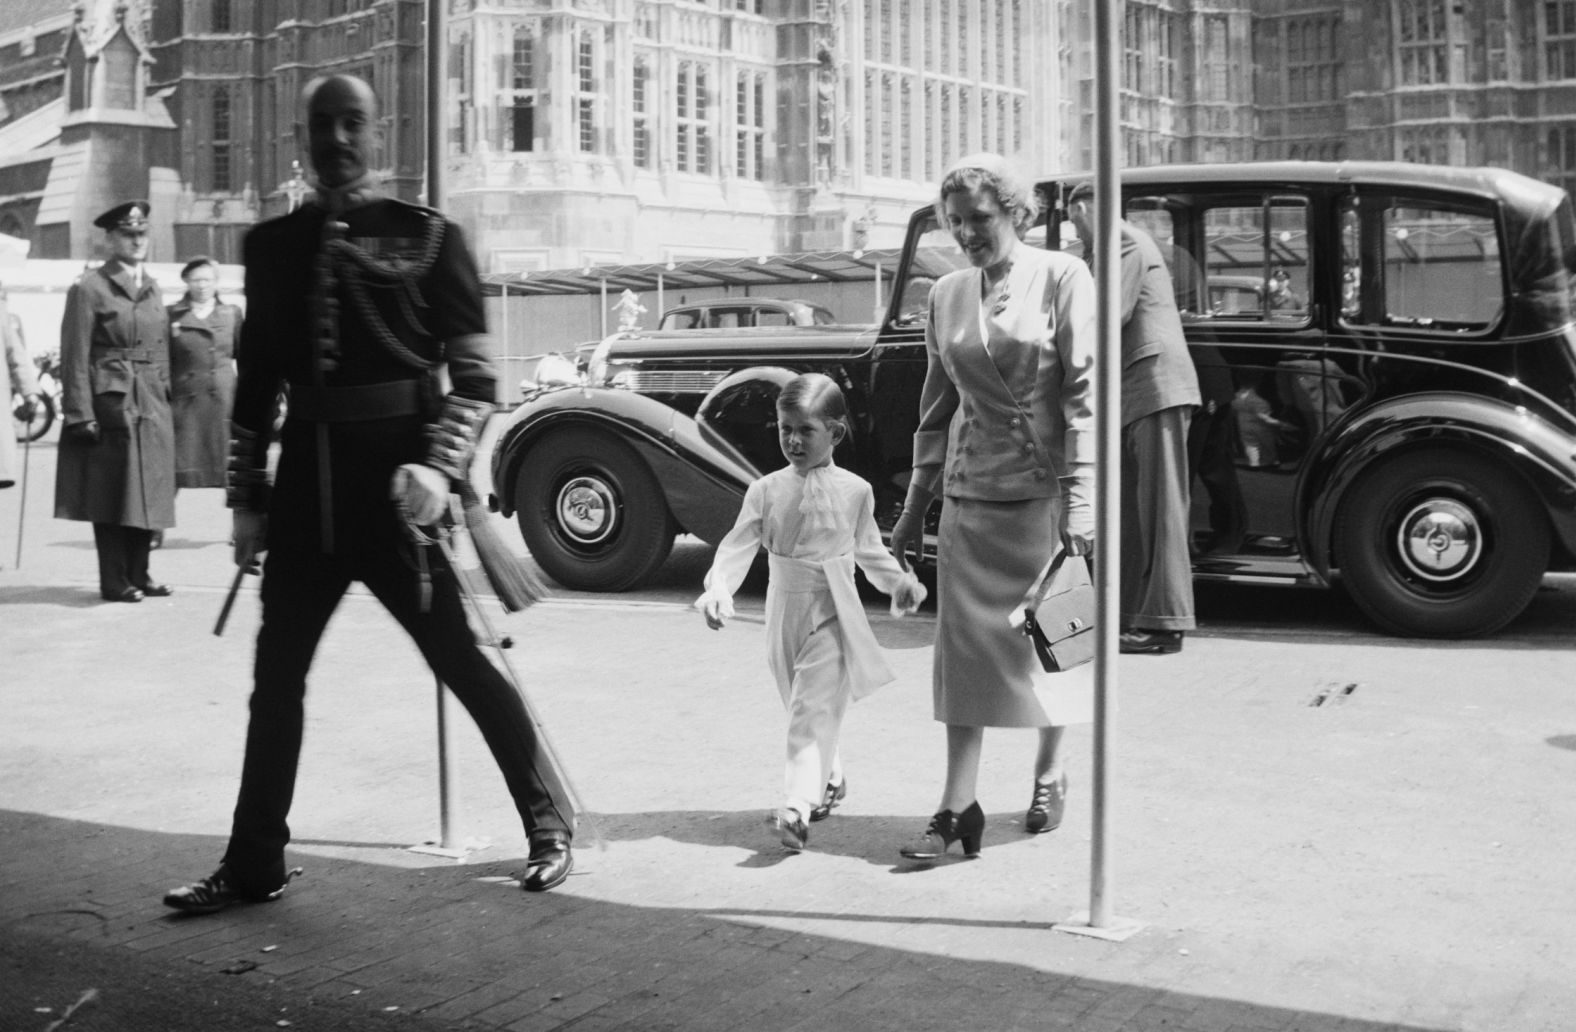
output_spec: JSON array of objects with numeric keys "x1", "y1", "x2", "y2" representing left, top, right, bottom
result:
[
  {"x1": 1300, "y1": 391, "x2": 1576, "y2": 578},
  {"x1": 491, "y1": 385, "x2": 763, "y2": 543}
]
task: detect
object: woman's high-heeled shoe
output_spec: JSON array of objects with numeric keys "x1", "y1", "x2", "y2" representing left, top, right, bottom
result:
[
  {"x1": 899, "y1": 801, "x2": 985, "y2": 859},
  {"x1": 1025, "y1": 775, "x2": 1067, "y2": 834}
]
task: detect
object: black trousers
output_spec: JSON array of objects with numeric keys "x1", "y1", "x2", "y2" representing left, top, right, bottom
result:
[
  {"x1": 223, "y1": 540, "x2": 571, "y2": 889},
  {"x1": 92, "y1": 523, "x2": 153, "y2": 598},
  {"x1": 1186, "y1": 399, "x2": 1247, "y2": 549}
]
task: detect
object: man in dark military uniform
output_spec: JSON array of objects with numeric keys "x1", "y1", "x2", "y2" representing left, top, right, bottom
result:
[
  {"x1": 163, "y1": 74, "x2": 574, "y2": 913},
  {"x1": 53, "y1": 201, "x2": 176, "y2": 602}
]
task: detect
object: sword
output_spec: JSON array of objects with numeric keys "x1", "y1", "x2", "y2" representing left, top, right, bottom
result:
[
  {"x1": 212, "y1": 561, "x2": 258, "y2": 636},
  {"x1": 434, "y1": 528, "x2": 596, "y2": 846}
]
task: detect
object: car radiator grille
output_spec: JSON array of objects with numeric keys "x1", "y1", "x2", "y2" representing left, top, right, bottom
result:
[{"x1": 621, "y1": 369, "x2": 730, "y2": 394}]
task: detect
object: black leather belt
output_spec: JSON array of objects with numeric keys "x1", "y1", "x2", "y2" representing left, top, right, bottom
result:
[{"x1": 287, "y1": 380, "x2": 423, "y2": 422}]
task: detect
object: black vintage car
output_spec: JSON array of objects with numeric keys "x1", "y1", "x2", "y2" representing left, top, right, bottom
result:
[{"x1": 491, "y1": 161, "x2": 1576, "y2": 638}]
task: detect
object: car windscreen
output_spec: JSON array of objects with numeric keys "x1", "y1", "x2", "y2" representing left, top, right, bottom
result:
[{"x1": 890, "y1": 211, "x2": 973, "y2": 327}]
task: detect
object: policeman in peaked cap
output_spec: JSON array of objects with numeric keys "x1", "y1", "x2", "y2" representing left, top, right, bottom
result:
[
  {"x1": 53, "y1": 198, "x2": 176, "y2": 601},
  {"x1": 91, "y1": 200, "x2": 152, "y2": 232}
]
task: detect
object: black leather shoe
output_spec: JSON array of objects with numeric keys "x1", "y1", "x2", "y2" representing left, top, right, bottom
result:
[
  {"x1": 1025, "y1": 775, "x2": 1067, "y2": 834},
  {"x1": 899, "y1": 802, "x2": 985, "y2": 860},
  {"x1": 139, "y1": 582, "x2": 174, "y2": 597},
  {"x1": 808, "y1": 778, "x2": 846, "y2": 822},
  {"x1": 1119, "y1": 628, "x2": 1184, "y2": 654},
  {"x1": 162, "y1": 863, "x2": 301, "y2": 915},
  {"x1": 103, "y1": 587, "x2": 144, "y2": 603},
  {"x1": 767, "y1": 808, "x2": 809, "y2": 851},
  {"x1": 521, "y1": 832, "x2": 573, "y2": 892}
]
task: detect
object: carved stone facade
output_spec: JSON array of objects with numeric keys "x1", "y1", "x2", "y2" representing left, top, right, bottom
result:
[
  {"x1": 1058, "y1": 0, "x2": 1576, "y2": 198},
  {"x1": 8, "y1": 1, "x2": 1576, "y2": 266},
  {"x1": 442, "y1": 0, "x2": 1056, "y2": 271}
]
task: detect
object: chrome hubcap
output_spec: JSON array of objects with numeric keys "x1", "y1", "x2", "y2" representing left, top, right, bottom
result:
[
  {"x1": 1396, "y1": 497, "x2": 1480, "y2": 582},
  {"x1": 556, "y1": 476, "x2": 617, "y2": 545}
]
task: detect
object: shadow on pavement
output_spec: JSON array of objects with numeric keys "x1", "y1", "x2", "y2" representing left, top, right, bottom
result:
[
  {"x1": 0, "y1": 585, "x2": 104, "y2": 608},
  {"x1": 2, "y1": 809, "x2": 1455, "y2": 1032}
]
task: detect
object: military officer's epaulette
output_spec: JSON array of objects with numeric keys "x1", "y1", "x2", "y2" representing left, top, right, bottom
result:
[{"x1": 344, "y1": 199, "x2": 446, "y2": 260}]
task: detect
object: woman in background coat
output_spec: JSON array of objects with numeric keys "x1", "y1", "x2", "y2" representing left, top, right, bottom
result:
[{"x1": 168, "y1": 256, "x2": 240, "y2": 489}]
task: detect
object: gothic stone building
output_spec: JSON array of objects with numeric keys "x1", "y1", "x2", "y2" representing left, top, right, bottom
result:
[{"x1": 5, "y1": 1, "x2": 1576, "y2": 268}]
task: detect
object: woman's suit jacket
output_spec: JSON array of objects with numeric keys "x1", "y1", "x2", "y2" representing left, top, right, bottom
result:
[{"x1": 911, "y1": 243, "x2": 1095, "y2": 501}]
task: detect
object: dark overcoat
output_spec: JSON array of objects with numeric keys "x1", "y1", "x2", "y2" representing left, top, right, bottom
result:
[
  {"x1": 53, "y1": 261, "x2": 176, "y2": 528},
  {"x1": 167, "y1": 297, "x2": 241, "y2": 488}
]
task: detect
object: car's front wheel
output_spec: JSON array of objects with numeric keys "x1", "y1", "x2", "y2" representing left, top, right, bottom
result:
[
  {"x1": 514, "y1": 428, "x2": 675, "y2": 592},
  {"x1": 1333, "y1": 447, "x2": 1549, "y2": 637}
]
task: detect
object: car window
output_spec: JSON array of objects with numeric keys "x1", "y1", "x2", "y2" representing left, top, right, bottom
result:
[
  {"x1": 1380, "y1": 205, "x2": 1501, "y2": 330},
  {"x1": 808, "y1": 305, "x2": 837, "y2": 325},
  {"x1": 757, "y1": 309, "x2": 791, "y2": 327},
  {"x1": 664, "y1": 310, "x2": 700, "y2": 330},
  {"x1": 1127, "y1": 192, "x2": 1312, "y2": 326},
  {"x1": 891, "y1": 218, "x2": 970, "y2": 327}
]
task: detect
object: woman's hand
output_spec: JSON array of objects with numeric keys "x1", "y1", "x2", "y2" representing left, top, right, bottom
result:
[
  {"x1": 1060, "y1": 467, "x2": 1095, "y2": 556},
  {"x1": 891, "y1": 480, "x2": 936, "y2": 571},
  {"x1": 890, "y1": 506, "x2": 925, "y2": 571}
]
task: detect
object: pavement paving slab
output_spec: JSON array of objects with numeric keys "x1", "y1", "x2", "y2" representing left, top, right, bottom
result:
[{"x1": 3, "y1": 441, "x2": 1576, "y2": 1031}]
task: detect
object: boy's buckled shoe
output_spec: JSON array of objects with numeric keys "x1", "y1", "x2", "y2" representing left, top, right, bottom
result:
[
  {"x1": 767, "y1": 808, "x2": 808, "y2": 851},
  {"x1": 809, "y1": 778, "x2": 846, "y2": 822}
]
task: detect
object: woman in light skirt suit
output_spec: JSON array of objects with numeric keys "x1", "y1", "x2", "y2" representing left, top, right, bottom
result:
[{"x1": 891, "y1": 153, "x2": 1097, "y2": 859}]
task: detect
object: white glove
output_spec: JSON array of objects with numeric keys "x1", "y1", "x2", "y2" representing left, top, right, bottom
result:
[{"x1": 391, "y1": 463, "x2": 450, "y2": 525}]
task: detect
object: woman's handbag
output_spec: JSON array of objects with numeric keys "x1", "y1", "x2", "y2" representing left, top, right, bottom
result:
[{"x1": 1022, "y1": 550, "x2": 1095, "y2": 673}]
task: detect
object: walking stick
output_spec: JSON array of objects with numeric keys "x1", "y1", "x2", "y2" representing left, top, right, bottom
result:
[
  {"x1": 213, "y1": 560, "x2": 259, "y2": 636},
  {"x1": 14, "y1": 428, "x2": 28, "y2": 568}
]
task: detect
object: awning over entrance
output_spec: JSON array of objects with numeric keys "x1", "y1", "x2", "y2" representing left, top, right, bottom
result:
[{"x1": 480, "y1": 246, "x2": 904, "y2": 297}]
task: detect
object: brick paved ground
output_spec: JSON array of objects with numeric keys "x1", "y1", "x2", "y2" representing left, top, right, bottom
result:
[{"x1": 3, "y1": 467, "x2": 1574, "y2": 1032}]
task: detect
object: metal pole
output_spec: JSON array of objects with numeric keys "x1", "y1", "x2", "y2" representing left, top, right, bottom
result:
[
  {"x1": 1090, "y1": 0, "x2": 1123, "y2": 931},
  {"x1": 434, "y1": 674, "x2": 455, "y2": 848},
  {"x1": 599, "y1": 276, "x2": 608, "y2": 337},
  {"x1": 499, "y1": 281, "x2": 509, "y2": 407},
  {"x1": 425, "y1": 0, "x2": 459, "y2": 853},
  {"x1": 873, "y1": 258, "x2": 884, "y2": 322},
  {"x1": 14, "y1": 430, "x2": 29, "y2": 567},
  {"x1": 426, "y1": 0, "x2": 444, "y2": 211}
]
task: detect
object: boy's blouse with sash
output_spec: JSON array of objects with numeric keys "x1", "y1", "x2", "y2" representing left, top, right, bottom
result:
[{"x1": 697, "y1": 462, "x2": 921, "y2": 699}]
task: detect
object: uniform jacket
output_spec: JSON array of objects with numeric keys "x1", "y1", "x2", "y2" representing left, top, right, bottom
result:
[
  {"x1": 231, "y1": 195, "x2": 494, "y2": 554},
  {"x1": 168, "y1": 296, "x2": 241, "y2": 488},
  {"x1": 1, "y1": 300, "x2": 38, "y2": 488},
  {"x1": 53, "y1": 260, "x2": 176, "y2": 528},
  {"x1": 911, "y1": 242, "x2": 1096, "y2": 501},
  {"x1": 1109, "y1": 220, "x2": 1201, "y2": 426}
]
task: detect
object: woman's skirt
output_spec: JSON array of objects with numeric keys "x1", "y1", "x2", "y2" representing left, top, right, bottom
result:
[{"x1": 933, "y1": 495, "x2": 1093, "y2": 728}]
